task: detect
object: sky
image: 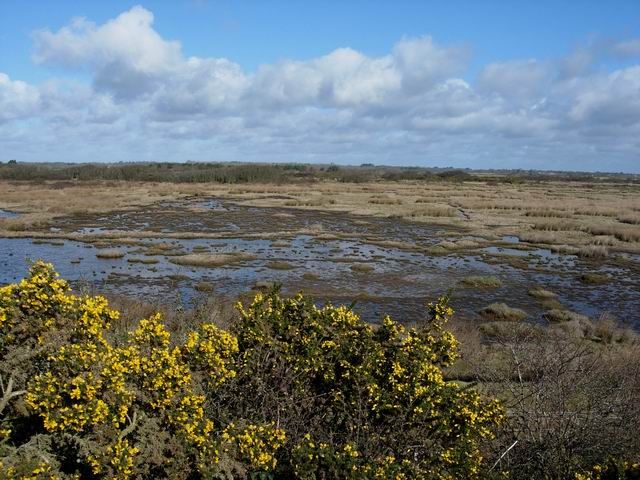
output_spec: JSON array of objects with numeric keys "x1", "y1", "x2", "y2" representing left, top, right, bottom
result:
[{"x1": 1, "y1": 1, "x2": 639, "y2": 172}]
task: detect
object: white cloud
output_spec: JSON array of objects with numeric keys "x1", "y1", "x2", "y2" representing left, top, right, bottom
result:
[
  {"x1": 569, "y1": 66, "x2": 640, "y2": 126},
  {"x1": 33, "y1": 6, "x2": 182, "y2": 98},
  {"x1": 1, "y1": 6, "x2": 639, "y2": 172},
  {"x1": 0, "y1": 73, "x2": 40, "y2": 122}
]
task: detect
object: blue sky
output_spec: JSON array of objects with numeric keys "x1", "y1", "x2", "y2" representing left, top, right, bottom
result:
[{"x1": 1, "y1": 1, "x2": 639, "y2": 172}]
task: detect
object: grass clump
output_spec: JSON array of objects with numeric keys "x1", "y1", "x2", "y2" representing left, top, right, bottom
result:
[
  {"x1": 577, "y1": 245, "x2": 608, "y2": 259},
  {"x1": 543, "y1": 309, "x2": 590, "y2": 323},
  {"x1": 271, "y1": 239, "x2": 290, "y2": 248},
  {"x1": 478, "y1": 303, "x2": 527, "y2": 321},
  {"x1": 350, "y1": 263, "x2": 375, "y2": 273},
  {"x1": 617, "y1": 213, "x2": 640, "y2": 225},
  {"x1": 528, "y1": 287, "x2": 557, "y2": 299},
  {"x1": 95, "y1": 248, "x2": 126, "y2": 259},
  {"x1": 127, "y1": 256, "x2": 159, "y2": 264},
  {"x1": 579, "y1": 272, "x2": 610, "y2": 284},
  {"x1": 480, "y1": 321, "x2": 543, "y2": 341},
  {"x1": 170, "y1": 252, "x2": 254, "y2": 268},
  {"x1": 194, "y1": 281, "x2": 214, "y2": 292},
  {"x1": 266, "y1": 260, "x2": 295, "y2": 270},
  {"x1": 460, "y1": 275, "x2": 502, "y2": 288}
]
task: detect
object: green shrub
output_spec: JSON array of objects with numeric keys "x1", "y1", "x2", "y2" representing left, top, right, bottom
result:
[
  {"x1": 218, "y1": 290, "x2": 504, "y2": 478},
  {"x1": 0, "y1": 262, "x2": 504, "y2": 479}
]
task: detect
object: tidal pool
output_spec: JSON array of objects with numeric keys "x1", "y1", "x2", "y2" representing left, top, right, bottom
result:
[{"x1": 1, "y1": 198, "x2": 639, "y2": 326}]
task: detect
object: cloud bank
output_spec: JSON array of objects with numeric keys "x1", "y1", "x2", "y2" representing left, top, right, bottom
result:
[{"x1": 2, "y1": 6, "x2": 640, "y2": 171}]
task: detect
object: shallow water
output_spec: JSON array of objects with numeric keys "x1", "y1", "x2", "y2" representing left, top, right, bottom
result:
[
  {"x1": 0, "y1": 209, "x2": 18, "y2": 219},
  {"x1": 1, "y1": 198, "x2": 639, "y2": 326}
]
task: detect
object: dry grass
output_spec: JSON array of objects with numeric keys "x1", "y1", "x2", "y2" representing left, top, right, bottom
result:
[
  {"x1": 2, "y1": 178, "x2": 639, "y2": 254},
  {"x1": 95, "y1": 248, "x2": 126, "y2": 259},
  {"x1": 524, "y1": 209, "x2": 573, "y2": 218},
  {"x1": 170, "y1": 253, "x2": 255, "y2": 268},
  {"x1": 271, "y1": 240, "x2": 290, "y2": 248},
  {"x1": 478, "y1": 303, "x2": 527, "y2": 321},
  {"x1": 543, "y1": 309, "x2": 590, "y2": 323},
  {"x1": 528, "y1": 287, "x2": 557, "y2": 299},
  {"x1": 350, "y1": 263, "x2": 375, "y2": 273},
  {"x1": 587, "y1": 224, "x2": 640, "y2": 242},
  {"x1": 405, "y1": 206, "x2": 457, "y2": 218},
  {"x1": 576, "y1": 245, "x2": 608, "y2": 259},
  {"x1": 127, "y1": 256, "x2": 159, "y2": 264},
  {"x1": 479, "y1": 321, "x2": 543, "y2": 340},
  {"x1": 368, "y1": 195, "x2": 402, "y2": 205},
  {"x1": 265, "y1": 261, "x2": 295, "y2": 270},
  {"x1": 618, "y1": 213, "x2": 640, "y2": 225}
]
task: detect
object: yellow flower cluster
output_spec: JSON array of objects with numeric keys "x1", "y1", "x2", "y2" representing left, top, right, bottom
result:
[
  {"x1": 0, "y1": 261, "x2": 118, "y2": 347},
  {"x1": 239, "y1": 290, "x2": 503, "y2": 478},
  {"x1": 2, "y1": 262, "x2": 287, "y2": 477},
  {"x1": 575, "y1": 460, "x2": 640, "y2": 479},
  {"x1": 221, "y1": 423, "x2": 286, "y2": 471},
  {"x1": 87, "y1": 438, "x2": 139, "y2": 479},
  {"x1": 183, "y1": 322, "x2": 238, "y2": 387},
  {"x1": 0, "y1": 460, "x2": 60, "y2": 480},
  {"x1": 293, "y1": 436, "x2": 415, "y2": 479}
]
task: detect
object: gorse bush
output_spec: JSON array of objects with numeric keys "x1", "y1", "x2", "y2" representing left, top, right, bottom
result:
[
  {"x1": 0, "y1": 262, "x2": 282, "y2": 479},
  {"x1": 226, "y1": 292, "x2": 503, "y2": 479},
  {"x1": 0, "y1": 262, "x2": 503, "y2": 478}
]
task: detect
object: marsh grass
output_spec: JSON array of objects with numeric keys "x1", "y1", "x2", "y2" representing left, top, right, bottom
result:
[
  {"x1": 524, "y1": 209, "x2": 573, "y2": 218},
  {"x1": 478, "y1": 302, "x2": 527, "y2": 321},
  {"x1": 460, "y1": 275, "x2": 502, "y2": 288},
  {"x1": 170, "y1": 252, "x2": 255, "y2": 267},
  {"x1": 127, "y1": 256, "x2": 159, "y2": 264},
  {"x1": 350, "y1": 263, "x2": 375, "y2": 273},
  {"x1": 576, "y1": 245, "x2": 609, "y2": 259},
  {"x1": 405, "y1": 206, "x2": 457, "y2": 217},
  {"x1": 95, "y1": 248, "x2": 126, "y2": 259},
  {"x1": 271, "y1": 240, "x2": 290, "y2": 248},
  {"x1": 587, "y1": 224, "x2": 640, "y2": 242},
  {"x1": 266, "y1": 260, "x2": 295, "y2": 270},
  {"x1": 194, "y1": 281, "x2": 214, "y2": 292},
  {"x1": 618, "y1": 213, "x2": 640, "y2": 225},
  {"x1": 528, "y1": 287, "x2": 557, "y2": 299},
  {"x1": 32, "y1": 239, "x2": 65, "y2": 246},
  {"x1": 543, "y1": 309, "x2": 590, "y2": 323},
  {"x1": 579, "y1": 272, "x2": 610, "y2": 284},
  {"x1": 479, "y1": 321, "x2": 544, "y2": 341}
]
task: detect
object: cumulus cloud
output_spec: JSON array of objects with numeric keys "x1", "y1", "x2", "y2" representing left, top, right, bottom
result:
[
  {"x1": 1, "y1": 6, "x2": 639, "y2": 172},
  {"x1": 33, "y1": 6, "x2": 182, "y2": 98},
  {"x1": 0, "y1": 73, "x2": 41, "y2": 122}
]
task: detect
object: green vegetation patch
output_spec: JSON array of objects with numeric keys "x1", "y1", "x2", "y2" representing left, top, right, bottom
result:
[
  {"x1": 579, "y1": 272, "x2": 610, "y2": 284},
  {"x1": 460, "y1": 275, "x2": 503, "y2": 288}
]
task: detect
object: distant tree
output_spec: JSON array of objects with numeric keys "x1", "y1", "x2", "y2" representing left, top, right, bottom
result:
[{"x1": 7, "y1": 159, "x2": 17, "y2": 165}]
